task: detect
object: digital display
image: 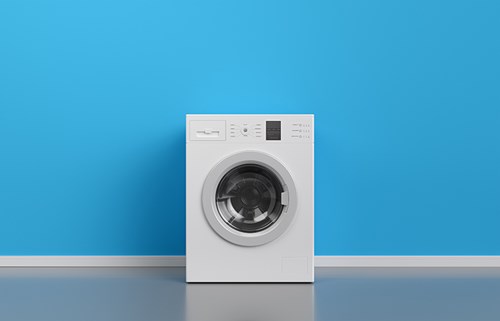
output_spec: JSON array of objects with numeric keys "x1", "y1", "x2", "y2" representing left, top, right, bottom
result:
[{"x1": 266, "y1": 121, "x2": 281, "y2": 140}]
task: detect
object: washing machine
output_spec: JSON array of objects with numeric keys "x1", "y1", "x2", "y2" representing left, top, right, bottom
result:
[{"x1": 186, "y1": 114, "x2": 314, "y2": 283}]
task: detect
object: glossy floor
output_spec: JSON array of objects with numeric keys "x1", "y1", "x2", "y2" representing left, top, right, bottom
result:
[{"x1": 1, "y1": 267, "x2": 499, "y2": 321}]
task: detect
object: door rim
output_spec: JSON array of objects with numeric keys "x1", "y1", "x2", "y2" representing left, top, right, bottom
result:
[{"x1": 202, "y1": 151, "x2": 297, "y2": 247}]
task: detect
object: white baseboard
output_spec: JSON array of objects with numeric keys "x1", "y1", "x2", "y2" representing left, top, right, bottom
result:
[
  {"x1": 0, "y1": 256, "x2": 186, "y2": 267},
  {"x1": 1, "y1": 256, "x2": 500, "y2": 267},
  {"x1": 314, "y1": 256, "x2": 500, "y2": 267}
]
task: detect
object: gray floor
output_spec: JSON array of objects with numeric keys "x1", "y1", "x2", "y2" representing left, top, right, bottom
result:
[{"x1": 1, "y1": 268, "x2": 499, "y2": 321}]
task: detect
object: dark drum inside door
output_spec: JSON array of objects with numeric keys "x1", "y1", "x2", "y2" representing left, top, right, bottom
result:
[{"x1": 216, "y1": 164, "x2": 285, "y2": 233}]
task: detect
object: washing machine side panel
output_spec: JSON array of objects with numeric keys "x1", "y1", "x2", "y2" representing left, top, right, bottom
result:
[{"x1": 186, "y1": 142, "x2": 314, "y2": 282}]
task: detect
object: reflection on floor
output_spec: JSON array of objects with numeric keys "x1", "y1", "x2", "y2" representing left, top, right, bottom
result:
[{"x1": 1, "y1": 267, "x2": 499, "y2": 321}]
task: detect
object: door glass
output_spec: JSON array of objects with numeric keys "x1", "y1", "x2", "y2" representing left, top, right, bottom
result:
[{"x1": 216, "y1": 164, "x2": 285, "y2": 233}]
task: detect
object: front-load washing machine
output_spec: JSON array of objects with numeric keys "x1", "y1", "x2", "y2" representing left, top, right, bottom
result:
[{"x1": 186, "y1": 114, "x2": 314, "y2": 282}]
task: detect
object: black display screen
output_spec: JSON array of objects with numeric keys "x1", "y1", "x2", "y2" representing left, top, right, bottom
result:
[{"x1": 266, "y1": 121, "x2": 281, "y2": 140}]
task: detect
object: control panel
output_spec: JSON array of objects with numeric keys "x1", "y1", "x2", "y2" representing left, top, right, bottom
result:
[
  {"x1": 229, "y1": 122, "x2": 264, "y2": 139},
  {"x1": 187, "y1": 115, "x2": 313, "y2": 143}
]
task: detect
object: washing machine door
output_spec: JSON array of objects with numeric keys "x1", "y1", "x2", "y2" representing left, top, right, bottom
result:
[{"x1": 202, "y1": 151, "x2": 297, "y2": 246}]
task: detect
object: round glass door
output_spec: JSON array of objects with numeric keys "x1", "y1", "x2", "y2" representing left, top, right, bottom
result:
[
  {"x1": 216, "y1": 164, "x2": 284, "y2": 233},
  {"x1": 202, "y1": 151, "x2": 297, "y2": 247}
]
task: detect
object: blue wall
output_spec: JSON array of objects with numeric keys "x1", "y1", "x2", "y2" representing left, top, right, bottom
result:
[{"x1": 1, "y1": 0, "x2": 499, "y2": 255}]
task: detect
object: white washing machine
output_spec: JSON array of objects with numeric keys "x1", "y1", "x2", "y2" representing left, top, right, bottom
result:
[{"x1": 186, "y1": 114, "x2": 314, "y2": 283}]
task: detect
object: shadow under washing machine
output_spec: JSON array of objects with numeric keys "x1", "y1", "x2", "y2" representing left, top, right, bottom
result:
[{"x1": 186, "y1": 282, "x2": 314, "y2": 321}]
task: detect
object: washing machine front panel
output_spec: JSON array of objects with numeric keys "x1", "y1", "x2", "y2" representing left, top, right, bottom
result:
[{"x1": 202, "y1": 151, "x2": 297, "y2": 247}]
